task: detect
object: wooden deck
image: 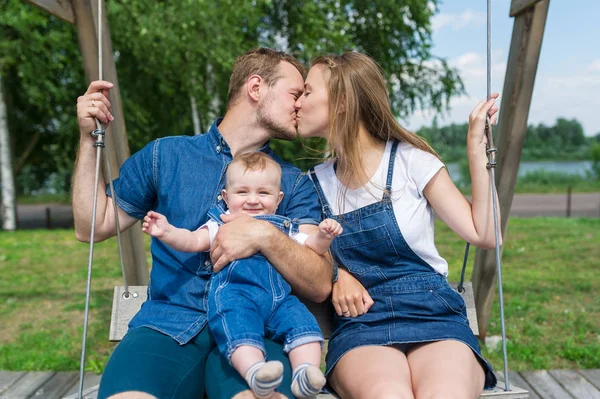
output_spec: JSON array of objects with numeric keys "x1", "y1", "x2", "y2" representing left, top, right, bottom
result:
[{"x1": 0, "y1": 369, "x2": 599, "y2": 398}]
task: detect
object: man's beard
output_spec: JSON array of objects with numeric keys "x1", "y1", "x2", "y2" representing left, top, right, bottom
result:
[{"x1": 257, "y1": 103, "x2": 297, "y2": 141}]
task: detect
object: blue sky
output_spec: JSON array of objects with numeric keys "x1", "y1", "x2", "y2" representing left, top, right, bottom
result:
[{"x1": 404, "y1": 0, "x2": 600, "y2": 137}]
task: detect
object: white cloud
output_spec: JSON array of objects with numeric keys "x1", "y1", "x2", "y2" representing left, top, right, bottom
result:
[
  {"x1": 404, "y1": 50, "x2": 507, "y2": 130},
  {"x1": 588, "y1": 59, "x2": 600, "y2": 72},
  {"x1": 432, "y1": 10, "x2": 486, "y2": 32},
  {"x1": 405, "y1": 51, "x2": 600, "y2": 136}
]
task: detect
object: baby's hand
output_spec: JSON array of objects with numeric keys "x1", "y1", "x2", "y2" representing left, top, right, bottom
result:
[
  {"x1": 142, "y1": 211, "x2": 171, "y2": 238},
  {"x1": 319, "y1": 219, "x2": 343, "y2": 239}
]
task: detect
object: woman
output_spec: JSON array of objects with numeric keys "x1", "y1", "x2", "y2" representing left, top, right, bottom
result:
[{"x1": 295, "y1": 52, "x2": 500, "y2": 398}]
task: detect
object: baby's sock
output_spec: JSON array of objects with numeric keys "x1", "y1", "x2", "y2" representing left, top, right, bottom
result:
[
  {"x1": 245, "y1": 360, "x2": 284, "y2": 399},
  {"x1": 291, "y1": 363, "x2": 326, "y2": 398}
]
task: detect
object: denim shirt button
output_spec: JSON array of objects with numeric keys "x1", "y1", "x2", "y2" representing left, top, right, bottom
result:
[
  {"x1": 216, "y1": 145, "x2": 221, "y2": 153},
  {"x1": 283, "y1": 220, "x2": 291, "y2": 228},
  {"x1": 204, "y1": 260, "x2": 212, "y2": 267},
  {"x1": 217, "y1": 195, "x2": 223, "y2": 201}
]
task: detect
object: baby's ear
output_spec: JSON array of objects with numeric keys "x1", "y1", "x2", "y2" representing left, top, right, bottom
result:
[
  {"x1": 277, "y1": 191, "x2": 284, "y2": 206},
  {"x1": 221, "y1": 189, "x2": 229, "y2": 206}
]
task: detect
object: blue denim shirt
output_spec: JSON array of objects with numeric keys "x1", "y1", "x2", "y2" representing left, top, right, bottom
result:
[{"x1": 107, "y1": 119, "x2": 322, "y2": 344}]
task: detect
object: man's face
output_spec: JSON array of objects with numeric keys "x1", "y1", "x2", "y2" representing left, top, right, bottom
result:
[
  {"x1": 222, "y1": 163, "x2": 283, "y2": 215},
  {"x1": 257, "y1": 61, "x2": 304, "y2": 140}
]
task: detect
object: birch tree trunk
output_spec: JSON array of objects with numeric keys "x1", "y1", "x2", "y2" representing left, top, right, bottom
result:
[
  {"x1": 190, "y1": 95, "x2": 202, "y2": 135},
  {"x1": 0, "y1": 75, "x2": 16, "y2": 231}
]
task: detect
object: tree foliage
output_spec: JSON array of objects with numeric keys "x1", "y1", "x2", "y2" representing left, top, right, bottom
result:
[
  {"x1": 3, "y1": 0, "x2": 463, "y2": 193},
  {"x1": 417, "y1": 118, "x2": 593, "y2": 165}
]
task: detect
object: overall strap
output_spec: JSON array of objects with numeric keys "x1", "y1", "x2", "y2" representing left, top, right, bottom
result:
[
  {"x1": 383, "y1": 141, "x2": 400, "y2": 201},
  {"x1": 308, "y1": 167, "x2": 333, "y2": 218},
  {"x1": 207, "y1": 204, "x2": 227, "y2": 226}
]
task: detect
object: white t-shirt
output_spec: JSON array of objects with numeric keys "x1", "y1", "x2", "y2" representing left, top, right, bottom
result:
[
  {"x1": 200, "y1": 211, "x2": 309, "y2": 249},
  {"x1": 311, "y1": 140, "x2": 448, "y2": 276}
]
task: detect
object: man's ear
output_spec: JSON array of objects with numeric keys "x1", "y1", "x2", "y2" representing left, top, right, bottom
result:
[
  {"x1": 222, "y1": 189, "x2": 229, "y2": 206},
  {"x1": 247, "y1": 75, "x2": 262, "y2": 102},
  {"x1": 277, "y1": 191, "x2": 284, "y2": 207}
]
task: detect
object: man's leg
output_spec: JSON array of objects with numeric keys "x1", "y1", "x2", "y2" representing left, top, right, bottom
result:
[
  {"x1": 205, "y1": 338, "x2": 293, "y2": 399},
  {"x1": 98, "y1": 326, "x2": 214, "y2": 399}
]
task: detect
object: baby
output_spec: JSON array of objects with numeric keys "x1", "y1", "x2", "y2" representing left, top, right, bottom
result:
[{"x1": 143, "y1": 152, "x2": 342, "y2": 398}]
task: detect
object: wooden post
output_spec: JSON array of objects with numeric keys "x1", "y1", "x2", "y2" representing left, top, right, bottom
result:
[
  {"x1": 45, "y1": 207, "x2": 52, "y2": 229},
  {"x1": 471, "y1": 0, "x2": 549, "y2": 338},
  {"x1": 25, "y1": 0, "x2": 149, "y2": 285}
]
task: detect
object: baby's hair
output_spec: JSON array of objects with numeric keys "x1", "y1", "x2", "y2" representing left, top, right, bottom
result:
[{"x1": 226, "y1": 152, "x2": 282, "y2": 186}]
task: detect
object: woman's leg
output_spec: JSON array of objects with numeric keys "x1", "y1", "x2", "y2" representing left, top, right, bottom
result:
[
  {"x1": 407, "y1": 340, "x2": 485, "y2": 399},
  {"x1": 329, "y1": 345, "x2": 414, "y2": 399}
]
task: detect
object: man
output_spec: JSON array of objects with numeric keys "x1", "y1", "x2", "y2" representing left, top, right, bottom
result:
[{"x1": 73, "y1": 48, "x2": 332, "y2": 399}]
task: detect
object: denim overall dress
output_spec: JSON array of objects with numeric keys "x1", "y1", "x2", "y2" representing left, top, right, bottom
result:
[
  {"x1": 205, "y1": 205, "x2": 324, "y2": 362},
  {"x1": 310, "y1": 141, "x2": 496, "y2": 389}
]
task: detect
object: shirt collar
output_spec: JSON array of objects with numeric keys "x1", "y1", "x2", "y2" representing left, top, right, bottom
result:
[{"x1": 208, "y1": 118, "x2": 273, "y2": 157}]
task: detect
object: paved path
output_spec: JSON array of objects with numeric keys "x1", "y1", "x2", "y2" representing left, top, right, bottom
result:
[{"x1": 8, "y1": 192, "x2": 599, "y2": 230}]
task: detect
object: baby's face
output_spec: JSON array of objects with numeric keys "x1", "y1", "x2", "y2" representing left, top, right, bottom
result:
[{"x1": 223, "y1": 164, "x2": 283, "y2": 216}]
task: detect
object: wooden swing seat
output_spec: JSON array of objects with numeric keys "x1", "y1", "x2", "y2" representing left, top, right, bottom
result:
[{"x1": 100, "y1": 282, "x2": 529, "y2": 398}]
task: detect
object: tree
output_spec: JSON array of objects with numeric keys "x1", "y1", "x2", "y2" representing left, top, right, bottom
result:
[
  {"x1": 4, "y1": 0, "x2": 464, "y2": 190},
  {"x1": 0, "y1": 75, "x2": 16, "y2": 230},
  {"x1": 1, "y1": 1, "x2": 85, "y2": 195}
]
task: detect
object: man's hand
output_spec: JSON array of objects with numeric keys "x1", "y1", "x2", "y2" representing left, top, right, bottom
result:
[
  {"x1": 210, "y1": 213, "x2": 273, "y2": 272},
  {"x1": 77, "y1": 80, "x2": 115, "y2": 139}
]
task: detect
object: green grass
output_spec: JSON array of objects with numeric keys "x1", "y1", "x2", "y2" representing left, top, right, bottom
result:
[
  {"x1": 1, "y1": 218, "x2": 599, "y2": 373},
  {"x1": 439, "y1": 218, "x2": 600, "y2": 371}
]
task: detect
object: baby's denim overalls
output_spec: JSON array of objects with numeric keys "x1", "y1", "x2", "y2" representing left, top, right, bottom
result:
[
  {"x1": 310, "y1": 141, "x2": 497, "y2": 389},
  {"x1": 206, "y1": 205, "x2": 324, "y2": 361}
]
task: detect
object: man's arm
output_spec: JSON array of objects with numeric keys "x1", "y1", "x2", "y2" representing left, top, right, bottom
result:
[
  {"x1": 210, "y1": 214, "x2": 333, "y2": 303},
  {"x1": 73, "y1": 80, "x2": 137, "y2": 242}
]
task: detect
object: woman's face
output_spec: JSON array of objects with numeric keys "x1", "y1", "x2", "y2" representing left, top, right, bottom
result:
[{"x1": 295, "y1": 65, "x2": 330, "y2": 138}]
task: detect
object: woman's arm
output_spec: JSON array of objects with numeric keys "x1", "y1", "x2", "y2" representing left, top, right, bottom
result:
[{"x1": 424, "y1": 95, "x2": 502, "y2": 249}]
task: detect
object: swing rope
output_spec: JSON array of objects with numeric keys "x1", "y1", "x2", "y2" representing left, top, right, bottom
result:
[
  {"x1": 77, "y1": 1, "x2": 129, "y2": 397},
  {"x1": 457, "y1": 0, "x2": 510, "y2": 391}
]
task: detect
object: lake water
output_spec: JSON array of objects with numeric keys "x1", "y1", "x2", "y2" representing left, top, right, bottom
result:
[{"x1": 445, "y1": 160, "x2": 593, "y2": 182}]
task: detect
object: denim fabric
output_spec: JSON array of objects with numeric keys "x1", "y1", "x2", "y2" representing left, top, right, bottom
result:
[
  {"x1": 206, "y1": 205, "x2": 324, "y2": 362},
  {"x1": 310, "y1": 141, "x2": 497, "y2": 390},
  {"x1": 106, "y1": 118, "x2": 322, "y2": 344}
]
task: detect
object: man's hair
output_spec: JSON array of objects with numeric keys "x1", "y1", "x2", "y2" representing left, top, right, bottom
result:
[
  {"x1": 227, "y1": 47, "x2": 305, "y2": 108},
  {"x1": 225, "y1": 152, "x2": 282, "y2": 187}
]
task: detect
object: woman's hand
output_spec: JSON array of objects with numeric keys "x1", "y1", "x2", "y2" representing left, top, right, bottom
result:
[
  {"x1": 468, "y1": 93, "x2": 499, "y2": 147},
  {"x1": 332, "y1": 268, "x2": 374, "y2": 317}
]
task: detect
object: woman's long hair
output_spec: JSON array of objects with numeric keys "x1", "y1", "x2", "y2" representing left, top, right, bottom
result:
[{"x1": 312, "y1": 52, "x2": 441, "y2": 208}]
